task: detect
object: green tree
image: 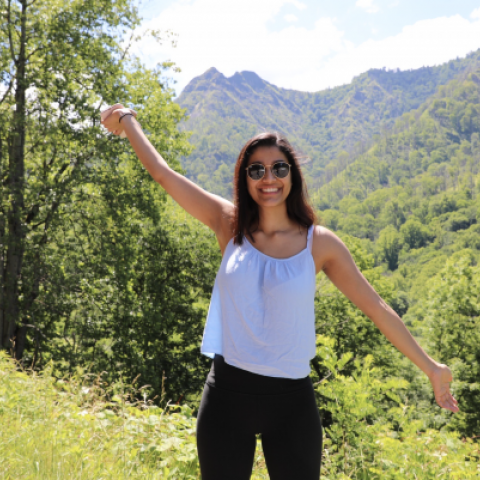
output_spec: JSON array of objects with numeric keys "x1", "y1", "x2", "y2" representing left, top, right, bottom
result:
[
  {"x1": 421, "y1": 257, "x2": 480, "y2": 437},
  {"x1": 400, "y1": 217, "x2": 432, "y2": 249},
  {"x1": 381, "y1": 200, "x2": 406, "y2": 230},
  {"x1": 0, "y1": 0, "x2": 139, "y2": 357},
  {"x1": 34, "y1": 60, "x2": 220, "y2": 402},
  {"x1": 376, "y1": 225, "x2": 403, "y2": 270},
  {"x1": 0, "y1": 0, "x2": 221, "y2": 405},
  {"x1": 321, "y1": 209, "x2": 342, "y2": 230}
]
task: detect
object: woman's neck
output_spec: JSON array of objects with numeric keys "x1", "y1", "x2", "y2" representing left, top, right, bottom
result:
[{"x1": 256, "y1": 204, "x2": 296, "y2": 235}]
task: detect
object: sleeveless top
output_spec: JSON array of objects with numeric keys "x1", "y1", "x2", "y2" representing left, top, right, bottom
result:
[{"x1": 201, "y1": 225, "x2": 317, "y2": 379}]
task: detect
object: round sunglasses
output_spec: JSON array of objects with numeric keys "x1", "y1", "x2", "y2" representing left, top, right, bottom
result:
[{"x1": 246, "y1": 162, "x2": 291, "y2": 180}]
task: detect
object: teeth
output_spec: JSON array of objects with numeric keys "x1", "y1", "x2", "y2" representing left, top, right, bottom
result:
[{"x1": 261, "y1": 188, "x2": 279, "y2": 192}]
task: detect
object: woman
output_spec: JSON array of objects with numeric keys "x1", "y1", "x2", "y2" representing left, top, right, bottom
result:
[{"x1": 101, "y1": 105, "x2": 458, "y2": 480}]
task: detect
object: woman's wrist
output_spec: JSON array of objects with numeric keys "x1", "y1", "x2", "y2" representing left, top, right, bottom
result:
[
  {"x1": 425, "y1": 359, "x2": 442, "y2": 379},
  {"x1": 119, "y1": 112, "x2": 135, "y2": 123},
  {"x1": 118, "y1": 110, "x2": 138, "y2": 138}
]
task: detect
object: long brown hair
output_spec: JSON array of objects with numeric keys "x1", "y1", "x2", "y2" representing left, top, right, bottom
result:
[{"x1": 233, "y1": 132, "x2": 316, "y2": 245}]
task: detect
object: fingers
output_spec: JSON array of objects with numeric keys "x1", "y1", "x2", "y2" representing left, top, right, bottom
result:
[
  {"x1": 443, "y1": 400, "x2": 459, "y2": 413},
  {"x1": 435, "y1": 387, "x2": 459, "y2": 412},
  {"x1": 100, "y1": 103, "x2": 126, "y2": 124},
  {"x1": 106, "y1": 103, "x2": 125, "y2": 113}
]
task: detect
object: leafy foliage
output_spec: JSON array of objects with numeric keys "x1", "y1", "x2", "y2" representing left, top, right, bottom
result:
[
  {"x1": 417, "y1": 257, "x2": 480, "y2": 437},
  {"x1": 0, "y1": 0, "x2": 220, "y2": 404},
  {"x1": 313, "y1": 66, "x2": 480, "y2": 338},
  {"x1": 0, "y1": 0, "x2": 140, "y2": 356},
  {"x1": 27, "y1": 63, "x2": 221, "y2": 404},
  {"x1": 2, "y1": 345, "x2": 479, "y2": 480},
  {"x1": 315, "y1": 234, "x2": 404, "y2": 379},
  {"x1": 312, "y1": 339, "x2": 480, "y2": 479}
]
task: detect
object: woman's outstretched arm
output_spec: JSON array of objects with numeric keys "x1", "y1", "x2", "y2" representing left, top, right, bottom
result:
[
  {"x1": 101, "y1": 105, "x2": 234, "y2": 251},
  {"x1": 312, "y1": 226, "x2": 459, "y2": 413}
]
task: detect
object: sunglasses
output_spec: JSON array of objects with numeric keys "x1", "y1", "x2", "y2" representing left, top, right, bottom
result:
[{"x1": 245, "y1": 162, "x2": 291, "y2": 180}]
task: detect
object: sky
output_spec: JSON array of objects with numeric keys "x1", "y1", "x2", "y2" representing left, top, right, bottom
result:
[{"x1": 134, "y1": 0, "x2": 480, "y2": 96}]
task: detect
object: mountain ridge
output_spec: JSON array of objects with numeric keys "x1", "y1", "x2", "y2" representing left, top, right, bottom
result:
[{"x1": 176, "y1": 50, "x2": 480, "y2": 198}]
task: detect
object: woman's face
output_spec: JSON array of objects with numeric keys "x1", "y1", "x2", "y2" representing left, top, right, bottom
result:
[{"x1": 246, "y1": 146, "x2": 292, "y2": 208}]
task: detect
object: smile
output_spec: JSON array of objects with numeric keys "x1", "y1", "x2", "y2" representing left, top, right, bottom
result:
[{"x1": 260, "y1": 188, "x2": 280, "y2": 193}]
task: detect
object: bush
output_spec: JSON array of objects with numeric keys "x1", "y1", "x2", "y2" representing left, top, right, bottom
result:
[
  {"x1": 313, "y1": 336, "x2": 480, "y2": 479},
  {"x1": 0, "y1": 351, "x2": 200, "y2": 479}
]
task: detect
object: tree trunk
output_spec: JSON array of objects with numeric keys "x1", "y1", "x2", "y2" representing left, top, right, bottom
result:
[
  {"x1": 0, "y1": 180, "x2": 5, "y2": 348},
  {"x1": 2, "y1": 0, "x2": 27, "y2": 357}
]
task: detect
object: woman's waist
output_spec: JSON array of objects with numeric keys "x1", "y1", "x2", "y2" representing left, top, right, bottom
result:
[{"x1": 206, "y1": 354, "x2": 311, "y2": 395}]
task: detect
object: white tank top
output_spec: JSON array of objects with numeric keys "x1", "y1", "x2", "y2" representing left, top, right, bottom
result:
[{"x1": 201, "y1": 225, "x2": 316, "y2": 378}]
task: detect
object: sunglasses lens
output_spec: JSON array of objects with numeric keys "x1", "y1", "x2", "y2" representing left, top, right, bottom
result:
[
  {"x1": 247, "y1": 164, "x2": 265, "y2": 180},
  {"x1": 273, "y1": 163, "x2": 290, "y2": 178}
]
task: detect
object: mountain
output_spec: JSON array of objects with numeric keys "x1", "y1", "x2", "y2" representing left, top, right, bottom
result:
[
  {"x1": 314, "y1": 65, "x2": 480, "y2": 316},
  {"x1": 176, "y1": 50, "x2": 480, "y2": 197}
]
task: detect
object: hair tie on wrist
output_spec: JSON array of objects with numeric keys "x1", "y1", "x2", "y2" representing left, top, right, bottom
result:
[{"x1": 119, "y1": 112, "x2": 134, "y2": 124}]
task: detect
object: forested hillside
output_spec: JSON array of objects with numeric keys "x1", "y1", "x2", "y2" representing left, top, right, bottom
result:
[
  {"x1": 316, "y1": 67, "x2": 480, "y2": 303},
  {"x1": 177, "y1": 50, "x2": 480, "y2": 197}
]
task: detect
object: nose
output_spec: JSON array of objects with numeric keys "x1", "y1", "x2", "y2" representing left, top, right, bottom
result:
[{"x1": 262, "y1": 165, "x2": 276, "y2": 182}]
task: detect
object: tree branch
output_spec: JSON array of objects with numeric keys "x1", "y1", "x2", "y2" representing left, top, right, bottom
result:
[
  {"x1": 24, "y1": 135, "x2": 45, "y2": 157},
  {"x1": 316, "y1": 318, "x2": 350, "y2": 331},
  {"x1": 313, "y1": 371, "x2": 332, "y2": 386},
  {"x1": 26, "y1": 140, "x2": 84, "y2": 228},
  {"x1": 26, "y1": 44, "x2": 45, "y2": 61},
  {"x1": 121, "y1": 30, "x2": 136, "y2": 61},
  {"x1": 44, "y1": 145, "x2": 57, "y2": 173},
  {"x1": 0, "y1": 78, "x2": 14, "y2": 105},
  {"x1": 22, "y1": 323, "x2": 46, "y2": 338},
  {"x1": 7, "y1": 0, "x2": 18, "y2": 65}
]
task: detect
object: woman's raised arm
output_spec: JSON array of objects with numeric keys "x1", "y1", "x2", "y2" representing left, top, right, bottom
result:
[{"x1": 101, "y1": 105, "x2": 234, "y2": 250}]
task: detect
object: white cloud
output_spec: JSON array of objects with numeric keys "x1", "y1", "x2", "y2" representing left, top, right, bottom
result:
[
  {"x1": 134, "y1": 0, "x2": 348, "y2": 92},
  {"x1": 356, "y1": 0, "x2": 379, "y2": 14},
  {"x1": 291, "y1": 0, "x2": 307, "y2": 10},
  {"x1": 312, "y1": 15, "x2": 480, "y2": 91},
  {"x1": 471, "y1": 7, "x2": 480, "y2": 20},
  {"x1": 135, "y1": 2, "x2": 480, "y2": 95},
  {"x1": 284, "y1": 14, "x2": 298, "y2": 23}
]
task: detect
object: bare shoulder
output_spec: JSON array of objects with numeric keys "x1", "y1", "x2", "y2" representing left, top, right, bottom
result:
[{"x1": 311, "y1": 225, "x2": 349, "y2": 274}]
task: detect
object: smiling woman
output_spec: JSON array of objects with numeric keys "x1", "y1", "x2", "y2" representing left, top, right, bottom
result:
[
  {"x1": 233, "y1": 133, "x2": 315, "y2": 247},
  {"x1": 101, "y1": 107, "x2": 459, "y2": 480}
]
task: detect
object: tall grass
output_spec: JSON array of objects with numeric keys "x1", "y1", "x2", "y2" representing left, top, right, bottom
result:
[
  {"x1": 1, "y1": 350, "x2": 479, "y2": 479},
  {"x1": 0, "y1": 351, "x2": 270, "y2": 479}
]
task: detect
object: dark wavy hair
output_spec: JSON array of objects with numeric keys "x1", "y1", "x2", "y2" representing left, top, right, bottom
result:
[{"x1": 233, "y1": 132, "x2": 316, "y2": 245}]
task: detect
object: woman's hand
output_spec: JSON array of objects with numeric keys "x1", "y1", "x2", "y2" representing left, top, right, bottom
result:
[
  {"x1": 100, "y1": 103, "x2": 137, "y2": 137},
  {"x1": 428, "y1": 363, "x2": 459, "y2": 413}
]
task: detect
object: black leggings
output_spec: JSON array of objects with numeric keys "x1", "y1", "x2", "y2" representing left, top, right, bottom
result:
[{"x1": 196, "y1": 355, "x2": 322, "y2": 480}]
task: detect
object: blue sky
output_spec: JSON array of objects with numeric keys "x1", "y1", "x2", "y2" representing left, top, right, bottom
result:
[{"x1": 135, "y1": 0, "x2": 480, "y2": 94}]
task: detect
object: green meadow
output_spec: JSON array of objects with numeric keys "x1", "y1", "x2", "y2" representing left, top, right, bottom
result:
[{"x1": 1, "y1": 349, "x2": 479, "y2": 479}]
